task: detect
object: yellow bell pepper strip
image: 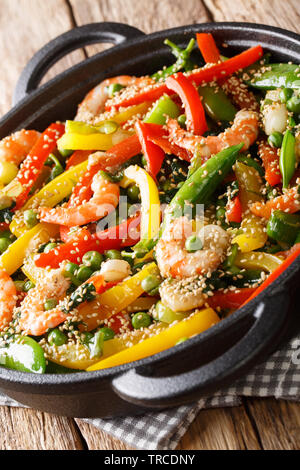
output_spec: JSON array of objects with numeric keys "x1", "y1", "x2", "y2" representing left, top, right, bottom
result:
[
  {"x1": 235, "y1": 251, "x2": 283, "y2": 272},
  {"x1": 0, "y1": 223, "x2": 58, "y2": 275},
  {"x1": 232, "y1": 161, "x2": 267, "y2": 252},
  {"x1": 87, "y1": 307, "x2": 219, "y2": 371},
  {"x1": 123, "y1": 165, "x2": 160, "y2": 241},
  {"x1": 77, "y1": 262, "x2": 159, "y2": 330},
  {"x1": 44, "y1": 318, "x2": 168, "y2": 370},
  {"x1": 10, "y1": 160, "x2": 88, "y2": 237},
  {"x1": 22, "y1": 255, "x2": 51, "y2": 284},
  {"x1": 57, "y1": 128, "x2": 132, "y2": 151},
  {"x1": 111, "y1": 102, "x2": 151, "y2": 124}
]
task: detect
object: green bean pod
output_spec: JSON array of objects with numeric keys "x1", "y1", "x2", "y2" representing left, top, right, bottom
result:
[
  {"x1": 198, "y1": 85, "x2": 237, "y2": 122},
  {"x1": 280, "y1": 130, "x2": 296, "y2": 188},
  {"x1": 163, "y1": 143, "x2": 243, "y2": 229},
  {"x1": 245, "y1": 63, "x2": 300, "y2": 90}
]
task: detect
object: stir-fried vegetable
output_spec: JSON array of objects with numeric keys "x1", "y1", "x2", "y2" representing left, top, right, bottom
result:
[{"x1": 0, "y1": 32, "x2": 299, "y2": 376}]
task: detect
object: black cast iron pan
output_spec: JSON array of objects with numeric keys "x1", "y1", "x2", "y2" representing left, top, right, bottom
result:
[{"x1": 0, "y1": 22, "x2": 299, "y2": 418}]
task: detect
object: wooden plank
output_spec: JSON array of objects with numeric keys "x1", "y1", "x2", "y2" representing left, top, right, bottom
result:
[
  {"x1": 0, "y1": 407, "x2": 84, "y2": 450},
  {"x1": 245, "y1": 399, "x2": 300, "y2": 450},
  {"x1": 0, "y1": 0, "x2": 85, "y2": 117},
  {"x1": 178, "y1": 405, "x2": 261, "y2": 450},
  {"x1": 69, "y1": 0, "x2": 211, "y2": 57},
  {"x1": 203, "y1": 0, "x2": 300, "y2": 33}
]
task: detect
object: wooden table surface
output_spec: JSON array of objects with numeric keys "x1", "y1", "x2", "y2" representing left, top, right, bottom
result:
[{"x1": 0, "y1": 0, "x2": 300, "y2": 450}]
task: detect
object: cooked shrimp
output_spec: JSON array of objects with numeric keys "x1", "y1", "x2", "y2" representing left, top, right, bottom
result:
[
  {"x1": 0, "y1": 129, "x2": 40, "y2": 166},
  {"x1": 156, "y1": 216, "x2": 230, "y2": 278},
  {"x1": 75, "y1": 75, "x2": 152, "y2": 121},
  {"x1": 19, "y1": 268, "x2": 70, "y2": 336},
  {"x1": 221, "y1": 76, "x2": 259, "y2": 111},
  {"x1": 167, "y1": 110, "x2": 259, "y2": 160},
  {"x1": 0, "y1": 269, "x2": 17, "y2": 331},
  {"x1": 159, "y1": 277, "x2": 207, "y2": 312},
  {"x1": 39, "y1": 171, "x2": 120, "y2": 227}
]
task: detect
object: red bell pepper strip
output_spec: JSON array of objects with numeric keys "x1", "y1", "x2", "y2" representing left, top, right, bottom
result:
[
  {"x1": 135, "y1": 121, "x2": 165, "y2": 177},
  {"x1": 241, "y1": 244, "x2": 300, "y2": 308},
  {"x1": 258, "y1": 140, "x2": 281, "y2": 187},
  {"x1": 13, "y1": 123, "x2": 65, "y2": 210},
  {"x1": 207, "y1": 287, "x2": 257, "y2": 310},
  {"x1": 96, "y1": 212, "x2": 141, "y2": 248},
  {"x1": 196, "y1": 33, "x2": 221, "y2": 64},
  {"x1": 141, "y1": 122, "x2": 191, "y2": 161},
  {"x1": 105, "y1": 45, "x2": 263, "y2": 111},
  {"x1": 35, "y1": 214, "x2": 141, "y2": 269},
  {"x1": 166, "y1": 73, "x2": 207, "y2": 135},
  {"x1": 149, "y1": 135, "x2": 191, "y2": 162},
  {"x1": 66, "y1": 150, "x2": 91, "y2": 170},
  {"x1": 67, "y1": 134, "x2": 141, "y2": 208},
  {"x1": 34, "y1": 228, "x2": 99, "y2": 268},
  {"x1": 226, "y1": 195, "x2": 242, "y2": 223}
]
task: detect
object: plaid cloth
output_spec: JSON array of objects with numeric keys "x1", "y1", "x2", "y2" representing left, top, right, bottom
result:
[{"x1": 1, "y1": 333, "x2": 299, "y2": 450}]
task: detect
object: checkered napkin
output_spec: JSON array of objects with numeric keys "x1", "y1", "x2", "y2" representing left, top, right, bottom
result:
[{"x1": 1, "y1": 332, "x2": 299, "y2": 450}]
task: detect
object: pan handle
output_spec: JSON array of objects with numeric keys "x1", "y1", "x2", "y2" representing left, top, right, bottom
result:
[
  {"x1": 13, "y1": 22, "x2": 145, "y2": 105},
  {"x1": 112, "y1": 288, "x2": 289, "y2": 408}
]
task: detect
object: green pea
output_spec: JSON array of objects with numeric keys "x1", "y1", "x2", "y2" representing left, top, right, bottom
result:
[
  {"x1": 14, "y1": 280, "x2": 25, "y2": 292},
  {"x1": 141, "y1": 274, "x2": 160, "y2": 293},
  {"x1": 131, "y1": 312, "x2": 152, "y2": 330},
  {"x1": 176, "y1": 337, "x2": 188, "y2": 345},
  {"x1": 99, "y1": 327, "x2": 115, "y2": 341},
  {"x1": 24, "y1": 209, "x2": 38, "y2": 228},
  {"x1": 59, "y1": 149, "x2": 73, "y2": 159},
  {"x1": 279, "y1": 88, "x2": 293, "y2": 103},
  {"x1": 48, "y1": 329, "x2": 67, "y2": 347},
  {"x1": 82, "y1": 251, "x2": 103, "y2": 270},
  {"x1": 177, "y1": 114, "x2": 187, "y2": 128},
  {"x1": 44, "y1": 298, "x2": 58, "y2": 311},
  {"x1": 0, "y1": 237, "x2": 11, "y2": 253},
  {"x1": 185, "y1": 235, "x2": 203, "y2": 252},
  {"x1": 268, "y1": 131, "x2": 283, "y2": 148},
  {"x1": 63, "y1": 262, "x2": 81, "y2": 286},
  {"x1": 127, "y1": 184, "x2": 140, "y2": 202},
  {"x1": 43, "y1": 242, "x2": 57, "y2": 253},
  {"x1": 23, "y1": 280, "x2": 35, "y2": 292},
  {"x1": 64, "y1": 262, "x2": 78, "y2": 275},
  {"x1": 286, "y1": 96, "x2": 300, "y2": 113},
  {"x1": 76, "y1": 266, "x2": 93, "y2": 283},
  {"x1": 107, "y1": 83, "x2": 125, "y2": 98},
  {"x1": 105, "y1": 249, "x2": 122, "y2": 260}
]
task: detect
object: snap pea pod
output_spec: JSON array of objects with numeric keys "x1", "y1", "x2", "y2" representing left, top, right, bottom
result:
[
  {"x1": 267, "y1": 210, "x2": 300, "y2": 245},
  {"x1": 237, "y1": 154, "x2": 264, "y2": 177},
  {"x1": 198, "y1": 85, "x2": 237, "y2": 122},
  {"x1": 245, "y1": 63, "x2": 300, "y2": 90},
  {"x1": 144, "y1": 96, "x2": 180, "y2": 125},
  {"x1": 163, "y1": 143, "x2": 243, "y2": 229},
  {"x1": 280, "y1": 130, "x2": 296, "y2": 188},
  {"x1": 0, "y1": 336, "x2": 46, "y2": 374},
  {"x1": 151, "y1": 38, "x2": 195, "y2": 82}
]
